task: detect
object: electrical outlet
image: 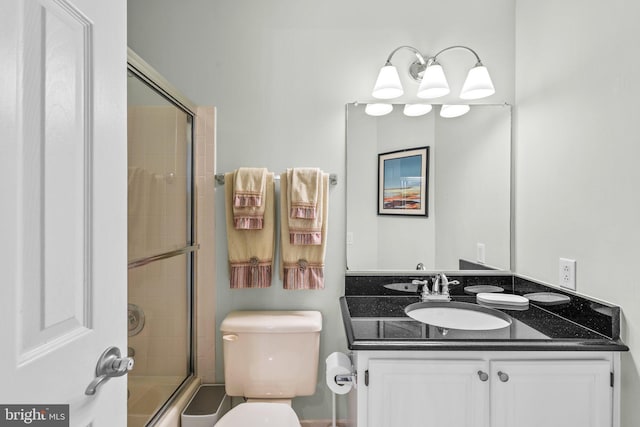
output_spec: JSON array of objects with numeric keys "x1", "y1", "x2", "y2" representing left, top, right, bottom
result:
[
  {"x1": 559, "y1": 258, "x2": 576, "y2": 290},
  {"x1": 477, "y1": 243, "x2": 486, "y2": 264}
]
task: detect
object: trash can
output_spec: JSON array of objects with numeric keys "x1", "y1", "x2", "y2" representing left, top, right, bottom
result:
[{"x1": 181, "y1": 384, "x2": 230, "y2": 427}]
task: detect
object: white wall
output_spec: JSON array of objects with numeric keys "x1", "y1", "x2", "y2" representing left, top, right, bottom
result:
[
  {"x1": 515, "y1": 1, "x2": 640, "y2": 425},
  {"x1": 128, "y1": 0, "x2": 515, "y2": 419}
]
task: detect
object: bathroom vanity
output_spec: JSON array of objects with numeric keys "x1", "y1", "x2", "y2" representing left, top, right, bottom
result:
[{"x1": 340, "y1": 274, "x2": 628, "y2": 427}]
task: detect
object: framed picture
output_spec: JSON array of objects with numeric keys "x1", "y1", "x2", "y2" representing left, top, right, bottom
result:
[{"x1": 378, "y1": 146, "x2": 429, "y2": 216}]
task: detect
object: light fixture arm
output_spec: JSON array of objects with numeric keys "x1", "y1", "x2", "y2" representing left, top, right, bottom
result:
[
  {"x1": 383, "y1": 45, "x2": 427, "y2": 66},
  {"x1": 431, "y1": 45, "x2": 483, "y2": 66}
]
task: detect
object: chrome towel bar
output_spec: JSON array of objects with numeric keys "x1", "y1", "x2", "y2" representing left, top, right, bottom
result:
[{"x1": 215, "y1": 172, "x2": 338, "y2": 186}]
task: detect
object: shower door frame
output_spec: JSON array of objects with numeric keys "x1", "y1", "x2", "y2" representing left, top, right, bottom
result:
[{"x1": 126, "y1": 48, "x2": 198, "y2": 425}]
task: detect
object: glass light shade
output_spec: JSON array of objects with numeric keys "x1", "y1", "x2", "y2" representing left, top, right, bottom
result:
[
  {"x1": 372, "y1": 65, "x2": 404, "y2": 99},
  {"x1": 460, "y1": 65, "x2": 495, "y2": 100},
  {"x1": 440, "y1": 104, "x2": 470, "y2": 118},
  {"x1": 417, "y1": 63, "x2": 450, "y2": 99},
  {"x1": 403, "y1": 104, "x2": 433, "y2": 117},
  {"x1": 365, "y1": 103, "x2": 393, "y2": 116}
]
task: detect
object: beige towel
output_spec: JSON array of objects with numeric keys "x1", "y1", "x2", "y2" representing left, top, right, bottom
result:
[
  {"x1": 233, "y1": 167, "x2": 267, "y2": 206},
  {"x1": 289, "y1": 168, "x2": 321, "y2": 219},
  {"x1": 225, "y1": 172, "x2": 275, "y2": 288},
  {"x1": 232, "y1": 168, "x2": 268, "y2": 229},
  {"x1": 280, "y1": 172, "x2": 329, "y2": 290},
  {"x1": 287, "y1": 169, "x2": 324, "y2": 245}
]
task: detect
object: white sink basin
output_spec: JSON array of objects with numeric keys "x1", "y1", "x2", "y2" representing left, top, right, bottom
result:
[{"x1": 405, "y1": 301, "x2": 512, "y2": 331}]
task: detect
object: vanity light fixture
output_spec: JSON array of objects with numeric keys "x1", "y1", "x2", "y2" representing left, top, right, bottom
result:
[
  {"x1": 371, "y1": 45, "x2": 495, "y2": 102},
  {"x1": 365, "y1": 103, "x2": 393, "y2": 116},
  {"x1": 403, "y1": 104, "x2": 433, "y2": 117},
  {"x1": 440, "y1": 104, "x2": 471, "y2": 118}
]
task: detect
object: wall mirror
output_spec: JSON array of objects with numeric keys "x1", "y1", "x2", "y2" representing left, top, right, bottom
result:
[{"x1": 346, "y1": 103, "x2": 512, "y2": 272}]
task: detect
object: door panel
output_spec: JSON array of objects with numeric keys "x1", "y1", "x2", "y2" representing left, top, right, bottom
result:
[
  {"x1": 20, "y1": 0, "x2": 93, "y2": 362},
  {"x1": 491, "y1": 360, "x2": 612, "y2": 427},
  {"x1": 367, "y1": 359, "x2": 489, "y2": 427},
  {"x1": 0, "y1": 0, "x2": 126, "y2": 425}
]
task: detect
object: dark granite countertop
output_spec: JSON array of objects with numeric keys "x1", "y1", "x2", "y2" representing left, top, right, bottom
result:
[{"x1": 340, "y1": 275, "x2": 629, "y2": 352}]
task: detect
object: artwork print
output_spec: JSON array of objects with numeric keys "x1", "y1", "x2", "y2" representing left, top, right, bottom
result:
[{"x1": 378, "y1": 146, "x2": 429, "y2": 216}]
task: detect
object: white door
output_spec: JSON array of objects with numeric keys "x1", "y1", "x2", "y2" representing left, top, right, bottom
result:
[
  {"x1": 367, "y1": 359, "x2": 489, "y2": 427},
  {"x1": 491, "y1": 360, "x2": 612, "y2": 427},
  {"x1": 0, "y1": 0, "x2": 127, "y2": 425}
]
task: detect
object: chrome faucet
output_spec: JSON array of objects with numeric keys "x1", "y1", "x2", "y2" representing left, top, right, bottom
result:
[
  {"x1": 431, "y1": 273, "x2": 444, "y2": 294},
  {"x1": 421, "y1": 273, "x2": 460, "y2": 301}
]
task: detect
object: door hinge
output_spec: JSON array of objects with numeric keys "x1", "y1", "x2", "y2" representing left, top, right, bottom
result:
[
  {"x1": 365, "y1": 369, "x2": 369, "y2": 386},
  {"x1": 610, "y1": 372, "x2": 614, "y2": 387}
]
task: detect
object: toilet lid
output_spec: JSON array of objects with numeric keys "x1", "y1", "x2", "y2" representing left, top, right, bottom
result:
[{"x1": 216, "y1": 402, "x2": 300, "y2": 427}]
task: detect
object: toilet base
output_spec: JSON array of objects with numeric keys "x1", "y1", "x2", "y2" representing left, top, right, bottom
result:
[{"x1": 215, "y1": 402, "x2": 300, "y2": 427}]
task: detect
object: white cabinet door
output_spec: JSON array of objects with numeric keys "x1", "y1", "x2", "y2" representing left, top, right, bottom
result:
[
  {"x1": 368, "y1": 359, "x2": 489, "y2": 427},
  {"x1": 491, "y1": 360, "x2": 612, "y2": 427}
]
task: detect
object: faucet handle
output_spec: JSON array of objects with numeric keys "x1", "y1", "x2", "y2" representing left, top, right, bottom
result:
[
  {"x1": 411, "y1": 279, "x2": 430, "y2": 297},
  {"x1": 442, "y1": 279, "x2": 460, "y2": 295}
]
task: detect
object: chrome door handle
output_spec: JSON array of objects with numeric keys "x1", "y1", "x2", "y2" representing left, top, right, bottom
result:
[{"x1": 85, "y1": 346, "x2": 134, "y2": 395}]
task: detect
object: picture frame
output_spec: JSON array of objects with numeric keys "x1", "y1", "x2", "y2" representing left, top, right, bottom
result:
[{"x1": 378, "y1": 146, "x2": 429, "y2": 216}]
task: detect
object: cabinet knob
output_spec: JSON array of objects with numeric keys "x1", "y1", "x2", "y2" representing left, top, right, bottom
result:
[
  {"x1": 477, "y1": 370, "x2": 489, "y2": 382},
  {"x1": 497, "y1": 371, "x2": 510, "y2": 382}
]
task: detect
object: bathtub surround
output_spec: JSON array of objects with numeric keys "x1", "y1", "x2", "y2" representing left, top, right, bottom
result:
[{"x1": 194, "y1": 106, "x2": 217, "y2": 384}]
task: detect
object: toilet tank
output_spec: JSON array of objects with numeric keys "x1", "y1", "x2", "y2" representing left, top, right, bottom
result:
[{"x1": 220, "y1": 311, "x2": 322, "y2": 399}]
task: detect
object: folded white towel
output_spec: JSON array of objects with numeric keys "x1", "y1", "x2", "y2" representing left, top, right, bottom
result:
[
  {"x1": 232, "y1": 168, "x2": 268, "y2": 229},
  {"x1": 286, "y1": 169, "x2": 324, "y2": 245},
  {"x1": 289, "y1": 167, "x2": 321, "y2": 219},
  {"x1": 233, "y1": 167, "x2": 267, "y2": 207}
]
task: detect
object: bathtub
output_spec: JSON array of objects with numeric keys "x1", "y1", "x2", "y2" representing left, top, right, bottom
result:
[{"x1": 128, "y1": 375, "x2": 186, "y2": 427}]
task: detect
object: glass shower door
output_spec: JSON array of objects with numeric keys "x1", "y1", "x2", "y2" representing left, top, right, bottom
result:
[{"x1": 126, "y1": 68, "x2": 195, "y2": 427}]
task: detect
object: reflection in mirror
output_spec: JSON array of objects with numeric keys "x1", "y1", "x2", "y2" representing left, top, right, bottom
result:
[{"x1": 346, "y1": 103, "x2": 511, "y2": 271}]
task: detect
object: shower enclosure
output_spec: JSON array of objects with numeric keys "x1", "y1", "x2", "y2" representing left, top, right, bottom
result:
[{"x1": 126, "y1": 52, "x2": 196, "y2": 426}]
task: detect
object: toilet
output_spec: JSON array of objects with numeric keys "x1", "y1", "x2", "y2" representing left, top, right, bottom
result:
[{"x1": 216, "y1": 310, "x2": 323, "y2": 427}]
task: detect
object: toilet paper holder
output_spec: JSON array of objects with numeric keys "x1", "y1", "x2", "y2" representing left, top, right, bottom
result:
[{"x1": 334, "y1": 373, "x2": 356, "y2": 386}]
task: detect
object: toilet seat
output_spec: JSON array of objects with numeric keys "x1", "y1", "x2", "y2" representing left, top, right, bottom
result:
[{"x1": 215, "y1": 402, "x2": 300, "y2": 427}]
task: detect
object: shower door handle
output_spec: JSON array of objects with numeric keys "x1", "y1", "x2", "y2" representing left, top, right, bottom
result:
[{"x1": 85, "y1": 346, "x2": 134, "y2": 395}]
